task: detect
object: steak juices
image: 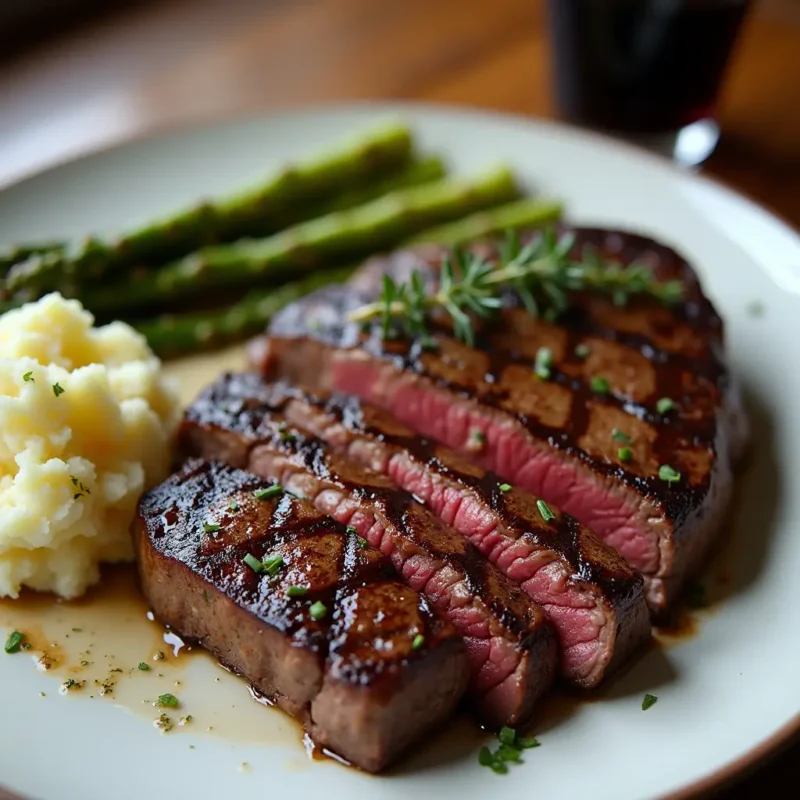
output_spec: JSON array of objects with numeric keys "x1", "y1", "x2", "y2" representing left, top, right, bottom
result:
[{"x1": 136, "y1": 227, "x2": 747, "y2": 771}]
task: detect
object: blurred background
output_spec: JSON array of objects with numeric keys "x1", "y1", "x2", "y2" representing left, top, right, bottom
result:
[{"x1": 0, "y1": 0, "x2": 798, "y2": 226}]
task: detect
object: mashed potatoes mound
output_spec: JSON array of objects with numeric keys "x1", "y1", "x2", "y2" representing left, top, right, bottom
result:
[{"x1": 0, "y1": 294, "x2": 180, "y2": 599}]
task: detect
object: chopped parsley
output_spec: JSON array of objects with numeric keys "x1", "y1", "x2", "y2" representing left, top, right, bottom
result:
[
  {"x1": 534, "y1": 347, "x2": 554, "y2": 380},
  {"x1": 498, "y1": 483, "x2": 512, "y2": 493},
  {"x1": 137, "y1": 662, "x2": 151, "y2": 671},
  {"x1": 243, "y1": 553, "x2": 264, "y2": 574},
  {"x1": 641, "y1": 693, "x2": 658, "y2": 711},
  {"x1": 358, "y1": 537, "x2": 368, "y2": 549},
  {"x1": 70, "y1": 476, "x2": 91, "y2": 500},
  {"x1": 157, "y1": 693, "x2": 179, "y2": 708},
  {"x1": 4, "y1": 631, "x2": 25, "y2": 654},
  {"x1": 574, "y1": 343, "x2": 590, "y2": 359},
  {"x1": 286, "y1": 585, "x2": 308, "y2": 598},
  {"x1": 52, "y1": 382, "x2": 65, "y2": 397},
  {"x1": 590, "y1": 376, "x2": 611, "y2": 395},
  {"x1": 277, "y1": 422, "x2": 297, "y2": 443},
  {"x1": 656, "y1": 397, "x2": 676, "y2": 415},
  {"x1": 611, "y1": 428, "x2": 631, "y2": 444},
  {"x1": 254, "y1": 484, "x2": 283, "y2": 501},
  {"x1": 618, "y1": 447, "x2": 633, "y2": 463},
  {"x1": 309, "y1": 601, "x2": 327, "y2": 621},
  {"x1": 536, "y1": 499, "x2": 555, "y2": 522},
  {"x1": 346, "y1": 525, "x2": 358, "y2": 535},
  {"x1": 22, "y1": 371, "x2": 34, "y2": 383},
  {"x1": 202, "y1": 521, "x2": 222, "y2": 534},
  {"x1": 262, "y1": 554, "x2": 284, "y2": 576},
  {"x1": 658, "y1": 464, "x2": 681, "y2": 483},
  {"x1": 478, "y1": 725, "x2": 540, "y2": 774},
  {"x1": 411, "y1": 634, "x2": 425, "y2": 650}
]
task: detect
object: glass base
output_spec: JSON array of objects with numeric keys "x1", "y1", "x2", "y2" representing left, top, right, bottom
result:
[{"x1": 617, "y1": 118, "x2": 721, "y2": 169}]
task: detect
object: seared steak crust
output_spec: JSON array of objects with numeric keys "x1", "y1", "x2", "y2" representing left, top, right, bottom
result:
[
  {"x1": 250, "y1": 227, "x2": 748, "y2": 614},
  {"x1": 134, "y1": 459, "x2": 469, "y2": 772},
  {"x1": 180, "y1": 405, "x2": 558, "y2": 728},
  {"x1": 186, "y1": 372, "x2": 650, "y2": 688}
]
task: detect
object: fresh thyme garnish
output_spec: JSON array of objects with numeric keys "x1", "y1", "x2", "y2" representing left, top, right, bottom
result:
[{"x1": 347, "y1": 228, "x2": 683, "y2": 346}]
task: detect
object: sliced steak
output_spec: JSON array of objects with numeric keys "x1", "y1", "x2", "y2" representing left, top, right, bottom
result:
[
  {"x1": 249, "y1": 227, "x2": 749, "y2": 615},
  {"x1": 186, "y1": 372, "x2": 650, "y2": 688},
  {"x1": 134, "y1": 458, "x2": 469, "y2": 772},
  {"x1": 179, "y1": 408, "x2": 558, "y2": 728}
]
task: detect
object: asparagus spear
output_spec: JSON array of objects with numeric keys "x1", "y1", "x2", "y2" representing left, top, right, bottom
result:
[
  {"x1": 79, "y1": 166, "x2": 519, "y2": 315},
  {"x1": 134, "y1": 190, "x2": 558, "y2": 359},
  {"x1": 135, "y1": 265, "x2": 356, "y2": 358},
  {"x1": 0, "y1": 242, "x2": 65, "y2": 275},
  {"x1": 406, "y1": 197, "x2": 563, "y2": 245},
  {"x1": 6, "y1": 123, "x2": 415, "y2": 296}
]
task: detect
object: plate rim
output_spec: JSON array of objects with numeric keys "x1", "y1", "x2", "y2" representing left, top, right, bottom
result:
[{"x1": 1, "y1": 99, "x2": 799, "y2": 800}]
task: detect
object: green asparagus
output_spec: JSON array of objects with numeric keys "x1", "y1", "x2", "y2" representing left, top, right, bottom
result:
[
  {"x1": 5, "y1": 123, "x2": 416, "y2": 296},
  {"x1": 78, "y1": 166, "x2": 519, "y2": 315},
  {"x1": 133, "y1": 190, "x2": 559, "y2": 359},
  {"x1": 0, "y1": 242, "x2": 65, "y2": 275},
  {"x1": 407, "y1": 197, "x2": 563, "y2": 245},
  {"x1": 135, "y1": 265, "x2": 355, "y2": 358}
]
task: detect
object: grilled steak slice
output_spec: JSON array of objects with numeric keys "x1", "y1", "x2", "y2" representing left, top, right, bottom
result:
[
  {"x1": 249, "y1": 227, "x2": 749, "y2": 615},
  {"x1": 186, "y1": 372, "x2": 650, "y2": 688},
  {"x1": 180, "y1": 409, "x2": 558, "y2": 728},
  {"x1": 134, "y1": 458, "x2": 469, "y2": 772}
]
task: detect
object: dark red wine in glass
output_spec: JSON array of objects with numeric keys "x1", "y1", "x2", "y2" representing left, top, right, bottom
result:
[{"x1": 545, "y1": 0, "x2": 752, "y2": 165}]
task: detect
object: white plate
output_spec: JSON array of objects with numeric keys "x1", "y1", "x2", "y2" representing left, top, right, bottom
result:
[{"x1": 1, "y1": 103, "x2": 799, "y2": 800}]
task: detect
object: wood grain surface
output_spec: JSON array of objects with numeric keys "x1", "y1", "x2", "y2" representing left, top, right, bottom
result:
[{"x1": 0, "y1": 0, "x2": 798, "y2": 797}]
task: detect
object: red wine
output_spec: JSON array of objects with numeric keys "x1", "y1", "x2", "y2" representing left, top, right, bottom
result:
[{"x1": 546, "y1": 0, "x2": 751, "y2": 134}]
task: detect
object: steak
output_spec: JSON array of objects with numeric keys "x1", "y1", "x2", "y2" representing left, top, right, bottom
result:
[
  {"x1": 134, "y1": 458, "x2": 469, "y2": 772},
  {"x1": 249, "y1": 227, "x2": 749, "y2": 615},
  {"x1": 186, "y1": 372, "x2": 650, "y2": 688},
  {"x1": 179, "y1": 404, "x2": 558, "y2": 728}
]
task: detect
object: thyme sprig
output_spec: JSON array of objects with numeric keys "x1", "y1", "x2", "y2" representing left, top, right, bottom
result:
[{"x1": 347, "y1": 228, "x2": 683, "y2": 346}]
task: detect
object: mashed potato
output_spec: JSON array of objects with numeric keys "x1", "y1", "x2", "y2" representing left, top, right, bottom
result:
[{"x1": 0, "y1": 294, "x2": 180, "y2": 599}]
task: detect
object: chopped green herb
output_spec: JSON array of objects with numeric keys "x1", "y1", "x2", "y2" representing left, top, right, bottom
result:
[
  {"x1": 52, "y1": 382, "x2": 65, "y2": 397},
  {"x1": 656, "y1": 397, "x2": 676, "y2": 415},
  {"x1": 243, "y1": 553, "x2": 264, "y2": 574},
  {"x1": 498, "y1": 483, "x2": 512, "y2": 493},
  {"x1": 277, "y1": 422, "x2": 297, "y2": 442},
  {"x1": 498, "y1": 726, "x2": 516, "y2": 746},
  {"x1": 641, "y1": 693, "x2": 658, "y2": 711},
  {"x1": 478, "y1": 746, "x2": 495, "y2": 767},
  {"x1": 254, "y1": 484, "x2": 283, "y2": 501},
  {"x1": 517, "y1": 736, "x2": 540, "y2": 749},
  {"x1": 536, "y1": 499, "x2": 555, "y2": 522},
  {"x1": 202, "y1": 521, "x2": 222, "y2": 534},
  {"x1": 262, "y1": 554, "x2": 284, "y2": 576},
  {"x1": 496, "y1": 744, "x2": 523, "y2": 762},
  {"x1": 157, "y1": 693, "x2": 179, "y2": 708},
  {"x1": 469, "y1": 428, "x2": 486, "y2": 446},
  {"x1": 358, "y1": 537, "x2": 368, "y2": 549},
  {"x1": 658, "y1": 464, "x2": 681, "y2": 483},
  {"x1": 611, "y1": 428, "x2": 631, "y2": 444},
  {"x1": 574, "y1": 343, "x2": 590, "y2": 359},
  {"x1": 309, "y1": 601, "x2": 327, "y2": 621},
  {"x1": 138, "y1": 662, "x2": 150, "y2": 671},
  {"x1": 618, "y1": 447, "x2": 633, "y2": 463},
  {"x1": 227, "y1": 501, "x2": 239, "y2": 512},
  {"x1": 590, "y1": 376, "x2": 611, "y2": 395},
  {"x1": 286, "y1": 585, "x2": 308, "y2": 598},
  {"x1": 534, "y1": 347, "x2": 554, "y2": 380},
  {"x1": 489, "y1": 760, "x2": 508, "y2": 775},
  {"x1": 346, "y1": 525, "x2": 358, "y2": 534},
  {"x1": 22, "y1": 371, "x2": 34, "y2": 383},
  {"x1": 411, "y1": 634, "x2": 425, "y2": 650},
  {"x1": 4, "y1": 631, "x2": 25, "y2": 654}
]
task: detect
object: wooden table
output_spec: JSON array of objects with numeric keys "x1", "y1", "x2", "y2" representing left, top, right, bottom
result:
[{"x1": 0, "y1": 0, "x2": 798, "y2": 796}]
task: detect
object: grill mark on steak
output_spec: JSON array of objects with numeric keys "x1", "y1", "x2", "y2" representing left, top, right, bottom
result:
[
  {"x1": 134, "y1": 459, "x2": 469, "y2": 772},
  {"x1": 184, "y1": 372, "x2": 651, "y2": 687},
  {"x1": 249, "y1": 227, "x2": 748, "y2": 614},
  {"x1": 179, "y1": 407, "x2": 558, "y2": 728}
]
